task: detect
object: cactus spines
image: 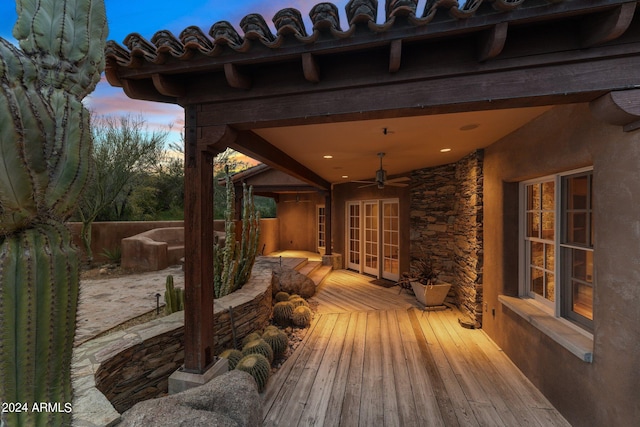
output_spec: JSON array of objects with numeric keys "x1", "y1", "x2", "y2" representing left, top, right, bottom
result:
[
  {"x1": 219, "y1": 349, "x2": 243, "y2": 370},
  {"x1": 164, "y1": 275, "x2": 184, "y2": 314},
  {"x1": 242, "y1": 332, "x2": 262, "y2": 348},
  {"x1": 235, "y1": 354, "x2": 271, "y2": 392},
  {"x1": 275, "y1": 291, "x2": 290, "y2": 302},
  {"x1": 289, "y1": 296, "x2": 309, "y2": 308},
  {"x1": 242, "y1": 338, "x2": 274, "y2": 364},
  {"x1": 273, "y1": 301, "x2": 294, "y2": 326},
  {"x1": 292, "y1": 306, "x2": 313, "y2": 327},
  {"x1": 214, "y1": 172, "x2": 261, "y2": 298},
  {"x1": 262, "y1": 327, "x2": 288, "y2": 358},
  {"x1": 0, "y1": 1, "x2": 107, "y2": 425}
]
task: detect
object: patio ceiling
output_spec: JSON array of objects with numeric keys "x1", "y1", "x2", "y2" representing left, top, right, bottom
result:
[{"x1": 253, "y1": 105, "x2": 551, "y2": 183}]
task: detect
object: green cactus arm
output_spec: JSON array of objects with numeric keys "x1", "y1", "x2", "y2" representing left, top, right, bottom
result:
[{"x1": 13, "y1": 0, "x2": 108, "y2": 97}]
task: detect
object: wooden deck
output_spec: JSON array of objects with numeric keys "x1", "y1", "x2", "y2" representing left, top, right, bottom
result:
[{"x1": 262, "y1": 270, "x2": 570, "y2": 427}]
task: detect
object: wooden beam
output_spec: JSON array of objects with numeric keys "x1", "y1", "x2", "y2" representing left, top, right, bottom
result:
[
  {"x1": 389, "y1": 39, "x2": 402, "y2": 73},
  {"x1": 223, "y1": 130, "x2": 330, "y2": 190},
  {"x1": 590, "y1": 89, "x2": 640, "y2": 131},
  {"x1": 196, "y1": 54, "x2": 640, "y2": 129},
  {"x1": 183, "y1": 109, "x2": 235, "y2": 374},
  {"x1": 581, "y1": 2, "x2": 636, "y2": 48},
  {"x1": 302, "y1": 53, "x2": 320, "y2": 83},
  {"x1": 224, "y1": 63, "x2": 252, "y2": 90},
  {"x1": 152, "y1": 73, "x2": 185, "y2": 97},
  {"x1": 478, "y1": 23, "x2": 508, "y2": 62},
  {"x1": 121, "y1": 78, "x2": 175, "y2": 103}
]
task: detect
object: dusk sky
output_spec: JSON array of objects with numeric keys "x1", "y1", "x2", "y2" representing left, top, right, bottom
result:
[{"x1": 0, "y1": 0, "x2": 361, "y2": 147}]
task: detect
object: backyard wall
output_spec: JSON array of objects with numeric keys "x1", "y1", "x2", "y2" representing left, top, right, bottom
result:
[
  {"x1": 68, "y1": 219, "x2": 280, "y2": 264},
  {"x1": 409, "y1": 150, "x2": 484, "y2": 326},
  {"x1": 483, "y1": 103, "x2": 640, "y2": 426}
]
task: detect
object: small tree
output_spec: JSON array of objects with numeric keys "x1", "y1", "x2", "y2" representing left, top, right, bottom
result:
[{"x1": 77, "y1": 113, "x2": 167, "y2": 262}]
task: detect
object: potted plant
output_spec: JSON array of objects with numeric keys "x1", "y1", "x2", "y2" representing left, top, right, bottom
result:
[{"x1": 407, "y1": 255, "x2": 451, "y2": 307}]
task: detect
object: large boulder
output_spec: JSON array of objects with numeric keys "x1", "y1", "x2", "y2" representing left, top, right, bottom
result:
[
  {"x1": 271, "y1": 266, "x2": 316, "y2": 298},
  {"x1": 117, "y1": 370, "x2": 261, "y2": 427}
]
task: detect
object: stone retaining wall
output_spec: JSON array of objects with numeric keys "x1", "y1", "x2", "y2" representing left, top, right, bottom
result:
[
  {"x1": 73, "y1": 260, "x2": 274, "y2": 426},
  {"x1": 410, "y1": 150, "x2": 483, "y2": 326}
]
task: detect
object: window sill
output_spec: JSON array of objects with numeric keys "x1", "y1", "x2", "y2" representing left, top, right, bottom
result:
[{"x1": 498, "y1": 295, "x2": 593, "y2": 363}]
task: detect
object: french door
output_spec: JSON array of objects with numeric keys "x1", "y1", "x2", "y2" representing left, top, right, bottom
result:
[{"x1": 346, "y1": 199, "x2": 400, "y2": 281}]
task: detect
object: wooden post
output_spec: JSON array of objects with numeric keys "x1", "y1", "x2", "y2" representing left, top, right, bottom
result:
[
  {"x1": 183, "y1": 105, "x2": 236, "y2": 373},
  {"x1": 324, "y1": 191, "x2": 332, "y2": 256}
]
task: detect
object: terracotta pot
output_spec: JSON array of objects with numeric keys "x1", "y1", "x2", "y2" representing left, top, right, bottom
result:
[{"x1": 410, "y1": 280, "x2": 451, "y2": 306}]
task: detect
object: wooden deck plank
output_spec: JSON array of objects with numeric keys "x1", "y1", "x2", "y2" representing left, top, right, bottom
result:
[
  {"x1": 396, "y1": 309, "x2": 446, "y2": 427},
  {"x1": 359, "y1": 311, "x2": 385, "y2": 427},
  {"x1": 323, "y1": 312, "x2": 359, "y2": 427},
  {"x1": 385, "y1": 310, "x2": 420, "y2": 427},
  {"x1": 262, "y1": 270, "x2": 570, "y2": 427},
  {"x1": 262, "y1": 314, "x2": 332, "y2": 426},
  {"x1": 410, "y1": 310, "x2": 472, "y2": 426},
  {"x1": 379, "y1": 311, "x2": 402, "y2": 427},
  {"x1": 262, "y1": 314, "x2": 324, "y2": 415},
  {"x1": 298, "y1": 312, "x2": 351, "y2": 426},
  {"x1": 338, "y1": 311, "x2": 367, "y2": 426},
  {"x1": 276, "y1": 313, "x2": 339, "y2": 426},
  {"x1": 437, "y1": 311, "x2": 545, "y2": 427},
  {"x1": 426, "y1": 310, "x2": 491, "y2": 405}
]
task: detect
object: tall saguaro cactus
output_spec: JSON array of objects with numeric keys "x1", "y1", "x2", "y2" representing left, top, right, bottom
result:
[{"x1": 0, "y1": 1, "x2": 107, "y2": 426}]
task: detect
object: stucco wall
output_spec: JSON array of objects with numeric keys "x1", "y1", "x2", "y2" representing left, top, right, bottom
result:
[
  {"x1": 483, "y1": 103, "x2": 640, "y2": 426},
  {"x1": 277, "y1": 193, "x2": 325, "y2": 253},
  {"x1": 69, "y1": 219, "x2": 280, "y2": 263}
]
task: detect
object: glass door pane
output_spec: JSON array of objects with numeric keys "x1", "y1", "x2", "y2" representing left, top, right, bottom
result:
[
  {"x1": 363, "y1": 201, "x2": 378, "y2": 276},
  {"x1": 382, "y1": 200, "x2": 400, "y2": 281},
  {"x1": 347, "y1": 202, "x2": 361, "y2": 271}
]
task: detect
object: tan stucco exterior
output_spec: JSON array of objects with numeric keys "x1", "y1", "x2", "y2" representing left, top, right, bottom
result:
[{"x1": 483, "y1": 103, "x2": 640, "y2": 426}]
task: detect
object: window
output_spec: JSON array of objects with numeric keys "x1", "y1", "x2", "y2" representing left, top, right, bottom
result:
[{"x1": 522, "y1": 169, "x2": 594, "y2": 331}]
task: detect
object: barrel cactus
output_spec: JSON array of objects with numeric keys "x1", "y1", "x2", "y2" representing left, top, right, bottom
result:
[
  {"x1": 241, "y1": 332, "x2": 262, "y2": 347},
  {"x1": 275, "y1": 291, "x2": 290, "y2": 302},
  {"x1": 292, "y1": 306, "x2": 313, "y2": 327},
  {"x1": 0, "y1": 1, "x2": 107, "y2": 426},
  {"x1": 273, "y1": 301, "x2": 294, "y2": 326},
  {"x1": 235, "y1": 353, "x2": 271, "y2": 392},
  {"x1": 262, "y1": 327, "x2": 289, "y2": 358},
  {"x1": 289, "y1": 296, "x2": 309, "y2": 308},
  {"x1": 219, "y1": 349, "x2": 243, "y2": 370},
  {"x1": 242, "y1": 338, "x2": 274, "y2": 364}
]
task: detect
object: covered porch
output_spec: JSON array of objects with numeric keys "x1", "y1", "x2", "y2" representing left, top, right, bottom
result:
[{"x1": 264, "y1": 270, "x2": 570, "y2": 426}]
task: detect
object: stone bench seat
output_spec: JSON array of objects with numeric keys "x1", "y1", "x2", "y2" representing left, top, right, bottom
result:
[{"x1": 121, "y1": 227, "x2": 185, "y2": 272}]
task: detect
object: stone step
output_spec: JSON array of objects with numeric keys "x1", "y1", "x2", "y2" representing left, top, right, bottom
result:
[
  {"x1": 307, "y1": 265, "x2": 333, "y2": 287},
  {"x1": 295, "y1": 260, "x2": 320, "y2": 276}
]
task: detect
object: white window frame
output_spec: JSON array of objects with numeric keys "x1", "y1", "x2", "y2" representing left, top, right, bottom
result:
[{"x1": 519, "y1": 167, "x2": 594, "y2": 333}]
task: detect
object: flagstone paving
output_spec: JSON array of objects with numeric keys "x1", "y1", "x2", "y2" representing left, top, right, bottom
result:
[{"x1": 75, "y1": 266, "x2": 184, "y2": 346}]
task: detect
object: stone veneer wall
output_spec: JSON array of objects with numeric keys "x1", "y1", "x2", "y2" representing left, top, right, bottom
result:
[
  {"x1": 410, "y1": 150, "x2": 483, "y2": 326},
  {"x1": 91, "y1": 261, "x2": 273, "y2": 415}
]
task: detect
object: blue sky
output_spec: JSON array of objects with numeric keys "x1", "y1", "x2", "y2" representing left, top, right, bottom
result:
[{"x1": 0, "y1": 0, "x2": 382, "y2": 145}]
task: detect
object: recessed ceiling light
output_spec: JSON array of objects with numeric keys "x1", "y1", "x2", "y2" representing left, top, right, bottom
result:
[
  {"x1": 440, "y1": 148, "x2": 452, "y2": 153},
  {"x1": 341, "y1": 175, "x2": 349, "y2": 179},
  {"x1": 323, "y1": 155, "x2": 333, "y2": 159},
  {"x1": 460, "y1": 124, "x2": 479, "y2": 131}
]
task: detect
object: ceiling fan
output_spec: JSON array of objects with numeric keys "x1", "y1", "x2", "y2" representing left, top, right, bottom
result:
[{"x1": 353, "y1": 152, "x2": 410, "y2": 189}]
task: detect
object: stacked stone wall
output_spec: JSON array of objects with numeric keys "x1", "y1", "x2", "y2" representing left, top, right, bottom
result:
[
  {"x1": 90, "y1": 261, "x2": 273, "y2": 415},
  {"x1": 410, "y1": 150, "x2": 483, "y2": 325}
]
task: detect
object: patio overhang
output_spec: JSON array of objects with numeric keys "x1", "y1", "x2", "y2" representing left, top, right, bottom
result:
[{"x1": 105, "y1": 0, "x2": 640, "y2": 374}]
